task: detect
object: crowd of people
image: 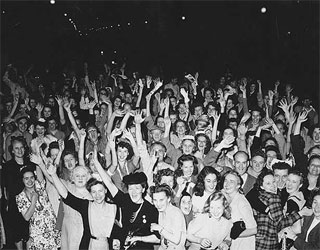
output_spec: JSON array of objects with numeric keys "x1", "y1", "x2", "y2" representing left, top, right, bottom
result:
[{"x1": 0, "y1": 61, "x2": 319, "y2": 250}]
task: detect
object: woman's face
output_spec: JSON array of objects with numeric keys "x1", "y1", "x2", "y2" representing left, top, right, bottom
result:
[
  {"x1": 308, "y1": 158, "x2": 320, "y2": 176},
  {"x1": 204, "y1": 173, "x2": 217, "y2": 194},
  {"x1": 160, "y1": 175, "x2": 174, "y2": 189},
  {"x1": 91, "y1": 184, "x2": 106, "y2": 204},
  {"x1": 12, "y1": 141, "x2": 25, "y2": 158},
  {"x1": 176, "y1": 121, "x2": 186, "y2": 135},
  {"x1": 43, "y1": 107, "x2": 52, "y2": 118},
  {"x1": 180, "y1": 196, "x2": 192, "y2": 215},
  {"x1": 72, "y1": 168, "x2": 88, "y2": 188},
  {"x1": 197, "y1": 135, "x2": 207, "y2": 151},
  {"x1": 181, "y1": 160, "x2": 194, "y2": 178},
  {"x1": 36, "y1": 125, "x2": 45, "y2": 137},
  {"x1": 64, "y1": 154, "x2": 77, "y2": 170},
  {"x1": 50, "y1": 148, "x2": 59, "y2": 160},
  {"x1": 128, "y1": 184, "x2": 144, "y2": 204},
  {"x1": 153, "y1": 191, "x2": 170, "y2": 212},
  {"x1": 312, "y1": 195, "x2": 320, "y2": 219},
  {"x1": 117, "y1": 147, "x2": 129, "y2": 162},
  {"x1": 114, "y1": 98, "x2": 121, "y2": 108},
  {"x1": 23, "y1": 171, "x2": 35, "y2": 189},
  {"x1": 205, "y1": 90, "x2": 212, "y2": 99},
  {"x1": 209, "y1": 198, "x2": 224, "y2": 220},
  {"x1": 182, "y1": 140, "x2": 195, "y2": 155},
  {"x1": 262, "y1": 174, "x2": 277, "y2": 194},
  {"x1": 286, "y1": 173, "x2": 302, "y2": 194},
  {"x1": 223, "y1": 174, "x2": 240, "y2": 195}
]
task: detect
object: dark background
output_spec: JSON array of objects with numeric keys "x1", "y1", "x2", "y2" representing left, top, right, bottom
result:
[{"x1": 1, "y1": 1, "x2": 319, "y2": 107}]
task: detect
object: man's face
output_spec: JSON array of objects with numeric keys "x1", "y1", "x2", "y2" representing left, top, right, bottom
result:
[
  {"x1": 169, "y1": 114, "x2": 178, "y2": 125},
  {"x1": 194, "y1": 106, "x2": 203, "y2": 119},
  {"x1": 178, "y1": 103, "x2": 187, "y2": 114},
  {"x1": 251, "y1": 155, "x2": 265, "y2": 174},
  {"x1": 234, "y1": 153, "x2": 249, "y2": 176},
  {"x1": 18, "y1": 118, "x2": 28, "y2": 133},
  {"x1": 274, "y1": 169, "x2": 289, "y2": 189},
  {"x1": 48, "y1": 119, "x2": 57, "y2": 131},
  {"x1": 312, "y1": 128, "x2": 320, "y2": 143},
  {"x1": 48, "y1": 98, "x2": 55, "y2": 107},
  {"x1": 125, "y1": 93, "x2": 132, "y2": 103}
]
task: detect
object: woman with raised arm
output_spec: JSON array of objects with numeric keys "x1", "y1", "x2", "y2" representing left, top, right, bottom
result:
[
  {"x1": 16, "y1": 163, "x2": 60, "y2": 249},
  {"x1": 93, "y1": 154, "x2": 160, "y2": 249},
  {"x1": 47, "y1": 162, "x2": 116, "y2": 250}
]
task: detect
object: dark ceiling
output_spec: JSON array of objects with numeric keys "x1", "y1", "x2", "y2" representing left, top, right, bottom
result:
[{"x1": 1, "y1": 1, "x2": 319, "y2": 101}]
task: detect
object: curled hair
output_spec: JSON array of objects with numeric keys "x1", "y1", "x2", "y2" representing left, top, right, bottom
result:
[
  {"x1": 71, "y1": 165, "x2": 91, "y2": 181},
  {"x1": 288, "y1": 169, "x2": 305, "y2": 186},
  {"x1": 173, "y1": 119, "x2": 190, "y2": 135},
  {"x1": 9, "y1": 136, "x2": 29, "y2": 158},
  {"x1": 150, "y1": 183, "x2": 174, "y2": 200},
  {"x1": 86, "y1": 177, "x2": 107, "y2": 192},
  {"x1": 175, "y1": 154, "x2": 199, "y2": 177},
  {"x1": 194, "y1": 166, "x2": 220, "y2": 196},
  {"x1": 203, "y1": 191, "x2": 231, "y2": 220},
  {"x1": 222, "y1": 170, "x2": 244, "y2": 194},
  {"x1": 59, "y1": 150, "x2": 78, "y2": 180},
  {"x1": 307, "y1": 145, "x2": 320, "y2": 157},
  {"x1": 153, "y1": 168, "x2": 177, "y2": 189},
  {"x1": 116, "y1": 140, "x2": 134, "y2": 161},
  {"x1": 254, "y1": 168, "x2": 274, "y2": 191}
]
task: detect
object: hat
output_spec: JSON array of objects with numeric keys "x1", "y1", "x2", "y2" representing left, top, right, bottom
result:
[
  {"x1": 123, "y1": 172, "x2": 147, "y2": 185},
  {"x1": 150, "y1": 125, "x2": 165, "y2": 132},
  {"x1": 15, "y1": 115, "x2": 29, "y2": 123},
  {"x1": 182, "y1": 135, "x2": 195, "y2": 141},
  {"x1": 195, "y1": 115, "x2": 209, "y2": 126},
  {"x1": 48, "y1": 141, "x2": 59, "y2": 150}
]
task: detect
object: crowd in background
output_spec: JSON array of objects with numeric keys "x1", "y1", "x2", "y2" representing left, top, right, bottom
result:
[{"x1": 0, "y1": 60, "x2": 319, "y2": 250}]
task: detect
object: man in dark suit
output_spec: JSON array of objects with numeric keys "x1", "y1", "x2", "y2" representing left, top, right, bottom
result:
[{"x1": 233, "y1": 151, "x2": 256, "y2": 195}]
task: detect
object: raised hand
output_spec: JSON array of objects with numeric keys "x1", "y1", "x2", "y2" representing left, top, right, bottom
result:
[
  {"x1": 90, "y1": 81, "x2": 96, "y2": 90},
  {"x1": 111, "y1": 128, "x2": 123, "y2": 138},
  {"x1": 297, "y1": 111, "x2": 308, "y2": 123},
  {"x1": 237, "y1": 123, "x2": 248, "y2": 137},
  {"x1": 239, "y1": 84, "x2": 246, "y2": 93},
  {"x1": 268, "y1": 90, "x2": 274, "y2": 100},
  {"x1": 155, "y1": 92, "x2": 161, "y2": 103},
  {"x1": 63, "y1": 101, "x2": 71, "y2": 112},
  {"x1": 55, "y1": 95, "x2": 63, "y2": 106},
  {"x1": 88, "y1": 100, "x2": 97, "y2": 110},
  {"x1": 134, "y1": 111, "x2": 145, "y2": 124},
  {"x1": 46, "y1": 162, "x2": 57, "y2": 176},
  {"x1": 114, "y1": 109, "x2": 126, "y2": 117},
  {"x1": 25, "y1": 97, "x2": 30, "y2": 106},
  {"x1": 290, "y1": 96, "x2": 298, "y2": 107},
  {"x1": 220, "y1": 135, "x2": 235, "y2": 149},
  {"x1": 36, "y1": 103, "x2": 44, "y2": 113},
  {"x1": 274, "y1": 80, "x2": 280, "y2": 88},
  {"x1": 146, "y1": 75, "x2": 152, "y2": 88},
  {"x1": 159, "y1": 99, "x2": 166, "y2": 110},
  {"x1": 30, "y1": 153, "x2": 43, "y2": 166},
  {"x1": 278, "y1": 99, "x2": 289, "y2": 113},
  {"x1": 122, "y1": 129, "x2": 134, "y2": 141}
]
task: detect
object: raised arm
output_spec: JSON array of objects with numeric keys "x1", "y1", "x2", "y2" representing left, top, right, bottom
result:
[
  {"x1": 93, "y1": 151, "x2": 119, "y2": 197},
  {"x1": 135, "y1": 79, "x2": 144, "y2": 108},
  {"x1": 55, "y1": 96, "x2": 66, "y2": 125},
  {"x1": 63, "y1": 101, "x2": 81, "y2": 137},
  {"x1": 47, "y1": 163, "x2": 68, "y2": 199},
  {"x1": 78, "y1": 129, "x2": 87, "y2": 167}
]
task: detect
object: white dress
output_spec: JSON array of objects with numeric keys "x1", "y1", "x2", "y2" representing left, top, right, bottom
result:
[{"x1": 229, "y1": 192, "x2": 256, "y2": 250}]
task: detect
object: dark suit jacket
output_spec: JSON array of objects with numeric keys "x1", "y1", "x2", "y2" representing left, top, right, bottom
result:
[
  {"x1": 242, "y1": 173, "x2": 256, "y2": 196},
  {"x1": 294, "y1": 214, "x2": 320, "y2": 250}
]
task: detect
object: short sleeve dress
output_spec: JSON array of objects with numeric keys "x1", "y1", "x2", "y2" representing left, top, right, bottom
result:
[{"x1": 16, "y1": 180, "x2": 61, "y2": 250}]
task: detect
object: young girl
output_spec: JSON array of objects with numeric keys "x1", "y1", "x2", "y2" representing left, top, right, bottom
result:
[{"x1": 187, "y1": 191, "x2": 232, "y2": 250}]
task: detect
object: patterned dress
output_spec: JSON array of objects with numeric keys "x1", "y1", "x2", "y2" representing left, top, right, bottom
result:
[{"x1": 16, "y1": 180, "x2": 61, "y2": 250}]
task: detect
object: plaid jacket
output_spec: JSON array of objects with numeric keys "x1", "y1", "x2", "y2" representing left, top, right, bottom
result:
[{"x1": 255, "y1": 190, "x2": 301, "y2": 250}]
